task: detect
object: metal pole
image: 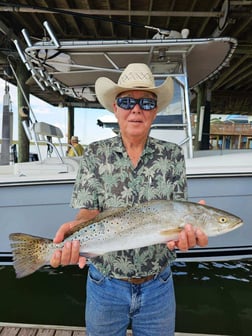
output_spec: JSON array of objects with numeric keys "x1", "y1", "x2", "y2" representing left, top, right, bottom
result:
[
  {"x1": 0, "y1": 83, "x2": 13, "y2": 165},
  {"x1": 182, "y1": 53, "x2": 193, "y2": 158}
]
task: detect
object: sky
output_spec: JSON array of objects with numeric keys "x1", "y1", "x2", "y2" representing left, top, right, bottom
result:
[
  {"x1": 2, "y1": 78, "x2": 251, "y2": 148},
  {"x1": 0, "y1": 79, "x2": 116, "y2": 145}
]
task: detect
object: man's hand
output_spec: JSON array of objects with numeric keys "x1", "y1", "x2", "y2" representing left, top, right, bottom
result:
[
  {"x1": 50, "y1": 221, "x2": 87, "y2": 269},
  {"x1": 166, "y1": 223, "x2": 208, "y2": 251},
  {"x1": 166, "y1": 199, "x2": 208, "y2": 251},
  {"x1": 50, "y1": 208, "x2": 100, "y2": 269}
]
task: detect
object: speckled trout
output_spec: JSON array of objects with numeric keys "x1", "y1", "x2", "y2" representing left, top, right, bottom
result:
[{"x1": 9, "y1": 200, "x2": 243, "y2": 278}]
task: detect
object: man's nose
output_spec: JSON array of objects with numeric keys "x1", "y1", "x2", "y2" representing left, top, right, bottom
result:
[{"x1": 131, "y1": 103, "x2": 142, "y2": 113}]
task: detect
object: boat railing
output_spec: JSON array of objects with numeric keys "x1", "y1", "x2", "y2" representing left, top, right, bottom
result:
[{"x1": 211, "y1": 122, "x2": 252, "y2": 136}]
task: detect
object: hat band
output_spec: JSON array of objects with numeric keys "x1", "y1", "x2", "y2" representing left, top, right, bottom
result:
[{"x1": 119, "y1": 72, "x2": 154, "y2": 87}]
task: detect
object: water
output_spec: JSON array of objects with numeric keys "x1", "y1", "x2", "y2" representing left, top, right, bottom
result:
[
  {"x1": 1, "y1": 260, "x2": 252, "y2": 335},
  {"x1": 172, "y1": 260, "x2": 252, "y2": 335}
]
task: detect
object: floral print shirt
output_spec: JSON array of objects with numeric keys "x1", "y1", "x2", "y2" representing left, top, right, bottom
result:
[{"x1": 71, "y1": 135, "x2": 187, "y2": 278}]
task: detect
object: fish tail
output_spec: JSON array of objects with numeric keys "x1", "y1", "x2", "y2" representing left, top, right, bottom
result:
[{"x1": 9, "y1": 233, "x2": 53, "y2": 278}]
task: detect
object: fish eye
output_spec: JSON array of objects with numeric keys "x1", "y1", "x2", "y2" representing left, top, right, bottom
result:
[{"x1": 219, "y1": 217, "x2": 227, "y2": 224}]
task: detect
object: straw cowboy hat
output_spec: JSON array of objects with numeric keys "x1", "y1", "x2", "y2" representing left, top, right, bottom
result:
[{"x1": 95, "y1": 63, "x2": 174, "y2": 113}]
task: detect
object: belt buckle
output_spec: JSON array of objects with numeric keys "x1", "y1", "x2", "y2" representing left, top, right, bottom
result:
[
  {"x1": 127, "y1": 277, "x2": 142, "y2": 284},
  {"x1": 127, "y1": 275, "x2": 154, "y2": 285}
]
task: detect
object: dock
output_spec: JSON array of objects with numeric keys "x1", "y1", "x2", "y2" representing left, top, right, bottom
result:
[{"x1": 0, "y1": 322, "x2": 226, "y2": 336}]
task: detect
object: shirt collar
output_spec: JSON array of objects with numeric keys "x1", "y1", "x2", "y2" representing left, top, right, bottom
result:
[{"x1": 113, "y1": 134, "x2": 155, "y2": 157}]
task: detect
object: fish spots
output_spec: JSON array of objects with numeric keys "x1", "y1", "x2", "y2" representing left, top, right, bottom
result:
[{"x1": 9, "y1": 200, "x2": 243, "y2": 278}]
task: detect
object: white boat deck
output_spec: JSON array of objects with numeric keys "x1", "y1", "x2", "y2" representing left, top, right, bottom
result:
[{"x1": 186, "y1": 150, "x2": 252, "y2": 177}]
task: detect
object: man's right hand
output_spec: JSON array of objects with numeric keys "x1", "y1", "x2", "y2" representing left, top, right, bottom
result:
[
  {"x1": 50, "y1": 221, "x2": 86, "y2": 269},
  {"x1": 50, "y1": 208, "x2": 100, "y2": 269}
]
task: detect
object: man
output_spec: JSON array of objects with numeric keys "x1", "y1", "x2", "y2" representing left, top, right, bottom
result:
[
  {"x1": 67, "y1": 135, "x2": 84, "y2": 156},
  {"x1": 51, "y1": 63, "x2": 208, "y2": 336}
]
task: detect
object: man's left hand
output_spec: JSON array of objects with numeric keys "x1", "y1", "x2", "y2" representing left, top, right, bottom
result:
[
  {"x1": 167, "y1": 199, "x2": 208, "y2": 251},
  {"x1": 166, "y1": 223, "x2": 208, "y2": 251}
]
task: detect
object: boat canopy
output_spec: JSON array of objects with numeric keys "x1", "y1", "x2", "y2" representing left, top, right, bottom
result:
[
  {"x1": 13, "y1": 21, "x2": 237, "y2": 158},
  {"x1": 15, "y1": 21, "x2": 237, "y2": 102}
]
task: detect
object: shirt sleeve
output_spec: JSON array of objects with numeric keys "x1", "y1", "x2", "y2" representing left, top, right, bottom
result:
[
  {"x1": 170, "y1": 144, "x2": 188, "y2": 201},
  {"x1": 70, "y1": 145, "x2": 100, "y2": 209}
]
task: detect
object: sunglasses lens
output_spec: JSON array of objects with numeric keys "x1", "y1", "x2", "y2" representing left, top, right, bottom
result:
[
  {"x1": 117, "y1": 97, "x2": 135, "y2": 109},
  {"x1": 140, "y1": 98, "x2": 157, "y2": 110},
  {"x1": 117, "y1": 97, "x2": 157, "y2": 110}
]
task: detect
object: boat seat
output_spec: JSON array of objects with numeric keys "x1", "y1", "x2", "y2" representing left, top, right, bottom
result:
[
  {"x1": 33, "y1": 122, "x2": 64, "y2": 139},
  {"x1": 22, "y1": 120, "x2": 79, "y2": 161}
]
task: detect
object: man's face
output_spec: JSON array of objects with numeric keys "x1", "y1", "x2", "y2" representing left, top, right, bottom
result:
[{"x1": 113, "y1": 90, "x2": 158, "y2": 139}]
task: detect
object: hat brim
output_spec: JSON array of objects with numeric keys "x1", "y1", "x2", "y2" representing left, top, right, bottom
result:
[{"x1": 95, "y1": 76, "x2": 174, "y2": 113}]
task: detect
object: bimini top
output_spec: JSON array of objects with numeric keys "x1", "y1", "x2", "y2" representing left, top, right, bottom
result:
[{"x1": 14, "y1": 21, "x2": 237, "y2": 105}]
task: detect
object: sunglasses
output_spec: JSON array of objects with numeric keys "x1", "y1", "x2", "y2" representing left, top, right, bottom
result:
[{"x1": 116, "y1": 97, "x2": 157, "y2": 111}]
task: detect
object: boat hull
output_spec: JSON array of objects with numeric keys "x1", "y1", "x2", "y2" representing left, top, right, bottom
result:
[
  {"x1": 180, "y1": 174, "x2": 252, "y2": 261},
  {"x1": 1, "y1": 172, "x2": 251, "y2": 265},
  {"x1": 0, "y1": 179, "x2": 77, "y2": 265}
]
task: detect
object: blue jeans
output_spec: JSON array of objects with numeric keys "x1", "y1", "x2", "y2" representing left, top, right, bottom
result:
[{"x1": 86, "y1": 264, "x2": 175, "y2": 336}]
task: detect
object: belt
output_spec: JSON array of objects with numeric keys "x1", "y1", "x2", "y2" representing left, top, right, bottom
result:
[{"x1": 119, "y1": 274, "x2": 155, "y2": 285}]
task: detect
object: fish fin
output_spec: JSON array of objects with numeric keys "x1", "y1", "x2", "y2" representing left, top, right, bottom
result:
[
  {"x1": 79, "y1": 252, "x2": 100, "y2": 258},
  {"x1": 9, "y1": 233, "x2": 53, "y2": 279},
  {"x1": 160, "y1": 228, "x2": 183, "y2": 236}
]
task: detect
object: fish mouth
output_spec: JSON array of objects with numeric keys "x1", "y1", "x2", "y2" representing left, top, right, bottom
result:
[
  {"x1": 213, "y1": 219, "x2": 243, "y2": 235},
  {"x1": 233, "y1": 220, "x2": 243, "y2": 229},
  {"x1": 226, "y1": 220, "x2": 243, "y2": 233}
]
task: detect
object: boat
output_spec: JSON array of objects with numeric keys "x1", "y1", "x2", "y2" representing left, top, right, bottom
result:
[{"x1": 1, "y1": 21, "x2": 252, "y2": 265}]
